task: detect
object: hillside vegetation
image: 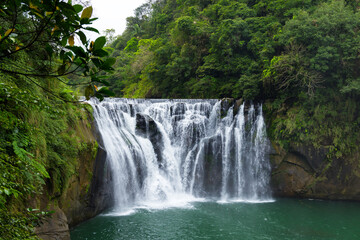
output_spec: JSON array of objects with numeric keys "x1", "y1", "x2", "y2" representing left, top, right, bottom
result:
[
  {"x1": 1, "y1": 0, "x2": 360, "y2": 238},
  {"x1": 106, "y1": 0, "x2": 360, "y2": 159},
  {"x1": 0, "y1": 1, "x2": 111, "y2": 238}
]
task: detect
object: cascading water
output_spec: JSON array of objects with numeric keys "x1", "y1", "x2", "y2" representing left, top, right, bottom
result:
[{"x1": 89, "y1": 98, "x2": 272, "y2": 212}]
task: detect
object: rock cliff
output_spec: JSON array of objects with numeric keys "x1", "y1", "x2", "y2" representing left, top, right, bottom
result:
[
  {"x1": 270, "y1": 142, "x2": 360, "y2": 200},
  {"x1": 35, "y1": 105, "x2": 113, "y2": 240}
]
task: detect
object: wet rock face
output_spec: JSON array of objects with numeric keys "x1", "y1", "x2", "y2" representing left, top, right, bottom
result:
[
  {"x1": 270, "y1": 142, "x2": 360, "y2": 200},
  {"x1": 35, "y1": 111, "x2": 114, "y2": 239},
  {"x1": 83, "y1": 146, "x2": 113, "y2": 220},
  {"x1": 62, "y1": 125, "x2": 113, "y2": 228},
  {"x1": 136, "y1": 113, "x2": 164, "y2": 167},
  {"x1": 271, "y1": 150, "x2": 315, "y2": 197},
  {"x1": 183, "y1": 135, "x2": 224, "y2": 198},
  {"x1": 35, "y1": 206, "x2": 70, "y2": 240},
  {"x1": 135, "y1": 113, "x2": 160, "y2": 140},
  {"x1": 170, "y1": 102, "x2": 186, "y2": 116},
  {"x1": 290, "y1": 144, "x2": 327, "y2": 172},
  {"x1": 220, "y1": 98, "x2": 235, "y2": 117},
  {"x1": 220, "y1": 98, "x2": 246, "y2": 117},
  {"x1": 201, "y1": 135, "x2": 223, "y2": 197}
]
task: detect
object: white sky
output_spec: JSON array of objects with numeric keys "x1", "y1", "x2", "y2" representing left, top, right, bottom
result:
[{"x1": 87, "y1": 0, "x2": 149, "y2": 40}]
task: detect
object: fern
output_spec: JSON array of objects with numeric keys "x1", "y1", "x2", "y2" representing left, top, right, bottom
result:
[{"x1": 12, "y1": 140, "x2": 49, "y2": 179}]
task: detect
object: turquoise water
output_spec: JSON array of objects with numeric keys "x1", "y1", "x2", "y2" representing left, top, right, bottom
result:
[{"x1": 71, "y1": 199, "x2": 360, "y2": 240}]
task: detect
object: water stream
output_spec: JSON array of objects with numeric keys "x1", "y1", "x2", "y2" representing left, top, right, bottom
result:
[
  {"x1": 89, "y1": 98, "x2": 272, "y2": 213},
  {"x1": 72, "y1": 98, "x2": 360, "y2": 239}
]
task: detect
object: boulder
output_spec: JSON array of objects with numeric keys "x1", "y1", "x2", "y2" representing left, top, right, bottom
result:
[{"x1": 35, "y1": 206, "x2": 70, "y2": 240}]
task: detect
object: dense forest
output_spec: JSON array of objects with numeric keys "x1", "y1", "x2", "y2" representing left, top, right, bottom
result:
[
  {"x1": 1, "y1": 0, "x2": 360, "y2": 239},
  {"x1": 104, "y1": 0, "x2": 360, "y2": 159},
  {"x1": 0, "y1": 0, "x2": 112, "y2": 238}
]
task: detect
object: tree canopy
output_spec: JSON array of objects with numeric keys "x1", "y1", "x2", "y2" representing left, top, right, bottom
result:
[
  {"x1": 1, "y1": 0, "x2": 360, "y2": 238},
  {"x1": 0, "y1": 1, "x2": 113, "y2": 238},
  {"x1": 105, "y1": 0, "x2": 360, "y2": 159},
  {"x1": 105, "y1": 0, "x2": 360, "y2": 100},
  {"x1": 0, "y1": 0, "x2": 115, "y2": 101}
]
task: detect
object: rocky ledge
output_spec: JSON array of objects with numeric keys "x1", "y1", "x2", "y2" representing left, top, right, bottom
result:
[
  {"x1": 270, "y1": 142, "x2": 360, "y2": 200},
  {"x1": 34, "y1": 107, "x2": 113, "y2": 240}
]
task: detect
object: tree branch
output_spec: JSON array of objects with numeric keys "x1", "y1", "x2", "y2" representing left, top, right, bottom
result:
[
  {"x1": 0, "y1": 65, "x2": 83, "y2": 78},
  {"x1": 0, "y1": 1, "x2": 18, "y2": 46},
  {"x1": 0, "y1": 1, "x2": 58, "y2": 59},
  {"x1": 23, "y1": 75, "x2": 81, "y2": 103}
]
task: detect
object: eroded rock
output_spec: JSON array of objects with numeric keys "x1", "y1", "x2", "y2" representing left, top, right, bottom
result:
[
  {"x1": 35, "y1": 206, "x2": 70, "y2": 240},
  {"x1": 220, "y1": 98, "x2": 235, "y2": 117},
  {"x1": 270, "y1": 142, "x2": 360, "y2": 200},
  {"x1": 136, "y1": 113, "x2": 164, "y2": 167}
]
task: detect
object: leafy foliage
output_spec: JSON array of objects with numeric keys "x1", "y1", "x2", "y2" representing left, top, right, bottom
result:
[
  {"x1": 0, "y1": 0, "x2": 115, "y2": 101},
  {"x1": 0, "y1": 73, "x2": 97, "y2": 238},
  {"x1": 0, "y1": 0, "x2": 359, "y2": 237},
  {"x1": 0, "y1": 1, "x2": 104, "y2": 238},
  {"x1": 106, "y1": 0, "x2": 360, "y2": 159}
]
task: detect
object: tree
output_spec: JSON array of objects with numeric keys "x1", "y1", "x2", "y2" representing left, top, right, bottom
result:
[
  {"x1": 103, "y1": 28, "x2": 116, "y2": 44},
  {"x1": 265, "y1": 0, "x2": 360, "y2": 99},
  {"x1": 0, "y1": 0, "x2": 115, "y2": 101}
]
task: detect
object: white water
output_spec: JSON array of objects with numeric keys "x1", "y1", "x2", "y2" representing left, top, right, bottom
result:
[{"x1": 89, "y1": 98, "x2": 272, "y2": 214}]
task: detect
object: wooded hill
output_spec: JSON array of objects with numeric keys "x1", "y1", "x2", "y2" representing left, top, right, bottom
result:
[
  {"x1": 105, "y1": 0, "x2": 360, "y2": 160},
  {"x1": 1, "y1": 0, "x2": 360, "y2": 238},
  {"x1": 107, "y1": 0, "x2": 360, "y2": 99}
]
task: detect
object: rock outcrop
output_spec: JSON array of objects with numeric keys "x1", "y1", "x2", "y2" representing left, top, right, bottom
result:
[
  {"x1": 35, "y1": 105, "x2": 113, "y2": 239},
  {"x1": 35, "y1": 206, "x2": 70, "y2": 240},
  {"x1": 136, "y1": 113, "x2": 164, "y2": 167},
  {"x1": 270, "y1": 142, "x2": 360, "y2": 200},
  {"x1": 201, "y1": 135, "x2": 223, "y2": 197}
]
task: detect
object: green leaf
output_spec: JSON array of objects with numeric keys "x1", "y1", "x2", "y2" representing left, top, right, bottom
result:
[
  {"x1": 98, "y1": 79, "x2": 110, "y2": 86},
  {"x1": 80, "y1": 18, "x2": 90, "y2": 25},
  {"x1": 90, "y1": 76, "x2": 110, "y2": 86},
  {"x1": 93, "y1": 36, "x2": 106, "y2": 51},
  {"x1": 101, "y1": 57, "x2": 116, "y2": 70},
  {"x1": 76, "y1": 31, "x2": 87, "y2": 45},
  {"x1": 93, "y1": 49, "x2": 108, "y2": 57},
  {"x1": 73, "y1": 4, "x2": 83, "y2": 13},
  {"x1": 60, "y1": 37, "x2": 68, "y2": 46},
  {"x1": 84, "y1": 27, "x2": 99, "y2": 34},
  {"x1": 60, "y1": 50, "x2": 65, "y2": 59},
  {"x1": 66, "y1": 46, "x2": 87, "y2": 58},
  {"x1": 88, "y1": 17, "x2": 99, "y2": 23},
  {"x1": 4, "y1": 188, "x2": 10, "y2": 196},
  {"x1": 63, "y1": 51, "x2": 73, "y2": 62},
  {"x1": 97, "y1": 87, "x2": 115, "y2": 96},
  {"x1": 91, "y1": 58, "x2": 103, "y2": 68},
  {"x1": 45, "y1": 44, "x2": 53, "y2": 57},
  {"x1": 81, "y1": 6, "x2": 93, "y2": 19},
  {"x1": 95, "y1": 93, "x2": 104, "y2": 101},
  {"x1": 106, "y1": 57, "x2": 116, "y2": 66},
  {"x1": 58, "y1": 2, "x2": 77, "y2": 18}
]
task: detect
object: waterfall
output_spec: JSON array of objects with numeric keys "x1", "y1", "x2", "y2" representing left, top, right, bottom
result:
[{"x1": 89, "y1": 98, "x2": 272, "y2": 212}]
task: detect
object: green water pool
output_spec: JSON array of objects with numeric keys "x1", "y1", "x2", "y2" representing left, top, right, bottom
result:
[{"x1": 71, "y1": 198, "x2": 360, "y2": 240}]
